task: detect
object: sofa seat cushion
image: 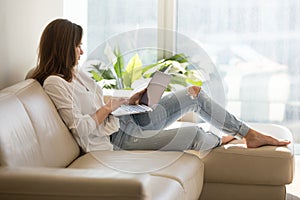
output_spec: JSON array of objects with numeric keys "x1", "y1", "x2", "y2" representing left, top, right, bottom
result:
[
  {"x1": 201, "y1": 123, "x2": 294, "y2": 185},
  {"x1": 0, "y1": 167, "x2": 153, "y2": 200},
  {"x1": 68, "y1": 151, "x2": 204, "y2": 200}
]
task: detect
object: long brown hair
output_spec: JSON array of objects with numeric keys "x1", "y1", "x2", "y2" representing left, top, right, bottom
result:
[{"x1": 32, "y1": 19, "x2": 83, "y2": 85}]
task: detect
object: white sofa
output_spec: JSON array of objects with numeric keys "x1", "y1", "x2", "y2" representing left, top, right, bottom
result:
[{"x1": 0, "y1": 79, "x2": 295, "y2": 200}]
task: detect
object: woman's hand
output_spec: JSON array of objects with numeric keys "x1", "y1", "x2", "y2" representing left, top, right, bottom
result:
[
  {"x1": 129, "y1": 88, "x2": 147, "y2": 105},
  {"x1": 105, "y1": 98, "x2": 129, "y2": 112},
  {"x1": 93, "y1": 97, "x2": 128, "y2": 125}
]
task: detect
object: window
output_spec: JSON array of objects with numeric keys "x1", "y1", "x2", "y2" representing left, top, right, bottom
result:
[
  {"x1": 178, "y1": 0, "x2": 300, "y2": 151},
  {"x1": 87, "y1": 0, "x2": 157, "y2": 53},
  {"x1": 64, "y1": 0, "x2": 300, "y2": 152},
  {"x1": 64, "y1": 0, "x2": 157, "y2": 64}
]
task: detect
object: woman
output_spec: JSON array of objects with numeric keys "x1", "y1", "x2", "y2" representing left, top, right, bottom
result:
[{"x1": 31, "y1": 19, "x2": 290, "y2": 153}]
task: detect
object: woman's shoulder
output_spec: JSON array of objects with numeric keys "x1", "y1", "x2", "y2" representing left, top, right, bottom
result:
[
  {"x1": 44, "y1": 74, "x2": 70, "y2": 88},
  {"x1": 44, "y1": 74, "x2": 66, "y2": 83},
  {"x1": 43, "y1": 75, "x2": 73, "y2": 96}
]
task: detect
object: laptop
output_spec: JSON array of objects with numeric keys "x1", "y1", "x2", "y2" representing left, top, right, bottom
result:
[{"x1": 111, "y1": 71, "x2": 172, "y2": 116}]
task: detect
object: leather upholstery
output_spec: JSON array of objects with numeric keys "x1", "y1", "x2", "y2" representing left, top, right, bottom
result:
[
  {"x1": 68, "y1": 151, "x2": 204, "y2": 200},
  {"x1": 200, "y1": 182, "x2": 286, "y2": 200},
  {"x1": 0, "y1": 79, "x2": 204, "y2": 200},
  {"x1": 0, "y1": 79, "x2": 79, "y2": 167},
  {"x1": 170, "y1": 121, "x2": 294, "y2": 200},
  {"x1": 0, "y1": 167, "x2": 150, "y2": 200},
  {"x1": 199, "y1": 123, "x2": 294, "y2": 200}
]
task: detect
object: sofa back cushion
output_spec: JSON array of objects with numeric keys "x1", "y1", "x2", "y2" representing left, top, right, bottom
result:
[{"x1": 0, "y1": 79, "x2": 80, "y2": 167}]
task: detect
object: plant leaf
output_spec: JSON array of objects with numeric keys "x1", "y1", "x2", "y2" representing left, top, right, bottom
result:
[
  {"x1": 113, "y1": 47, "x2": 124, "y2": 79},
  {"x1": 169, "y1": 73, "x2": 187, "y2": 86},
  {"x1": 99, "y1": 79, "x2": 117, "y2": 89},
  {"x1": 100, "y1": 68, "x2": 116, "y2": 79},
  {"x1": 166, "y1": 53, "x2": 189, "y2": 63},
  {"x1": 186, "y1": 78, "x2": 202, "y2": 86},
  {"x1": 123, "y1": 54, "x2": 143, "y2": 88},
  {"x1": 89, "y1": 70, "x2": 103, "y2": 82},
  {"x1": 142, "y1": 62, "x2": 161, "y2": 74},
  {"x1": 186, "y1": 70, "x2": 203, "y2": 86}
]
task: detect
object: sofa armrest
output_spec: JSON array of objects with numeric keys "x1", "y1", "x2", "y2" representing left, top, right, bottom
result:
[{"x1": 0, "y1": 167, "x2": 149, "y2": 200}]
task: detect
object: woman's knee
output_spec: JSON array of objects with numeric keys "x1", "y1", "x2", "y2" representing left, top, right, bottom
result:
[{"x1": 187, "y1": 86, "x2": 201, "y2": 98}]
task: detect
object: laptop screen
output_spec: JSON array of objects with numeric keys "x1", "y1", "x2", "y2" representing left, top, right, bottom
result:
[{"x1": 140, "y1": 71, "x2": 171, "y2": 107}]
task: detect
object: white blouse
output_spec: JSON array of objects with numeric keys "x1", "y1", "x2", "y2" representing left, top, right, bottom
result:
[{"x1": 43, "y1": 69, "x2": 120, "y2": 152}]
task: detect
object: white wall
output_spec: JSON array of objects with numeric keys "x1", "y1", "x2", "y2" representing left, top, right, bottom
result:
[
  {"x1": 63, "y1": 0, "x2": 87, "y2": 65},
  {"x1": 0, "y1": 0, "x2": 63, "y2": 90}
]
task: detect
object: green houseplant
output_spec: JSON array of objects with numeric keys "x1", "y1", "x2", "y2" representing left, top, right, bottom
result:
[{"x1": 88, "y1": 48, "x2": 203, "y2": 91}]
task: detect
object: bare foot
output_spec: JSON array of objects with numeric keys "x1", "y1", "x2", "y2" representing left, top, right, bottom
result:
[
  {"x1": 245, "y1": 128, "x2": 291, "y2": 148},
  {"x1": 221, "y1": 135, "x2": 236, "y2": 144}
]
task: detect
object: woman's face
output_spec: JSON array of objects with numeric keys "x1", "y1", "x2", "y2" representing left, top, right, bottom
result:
[{"x1": 75, "y1": 42, "x2": 84, "y2": 65}]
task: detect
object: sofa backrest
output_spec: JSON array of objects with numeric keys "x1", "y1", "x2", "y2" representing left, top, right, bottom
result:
[{"x1": 0, "y1": 79, "x2": 80, "y2": 167}]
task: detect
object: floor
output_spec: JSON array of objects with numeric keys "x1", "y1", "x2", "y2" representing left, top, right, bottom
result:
[{"x1": 286, "y1": 155, "x2": 300, "y2": 200}]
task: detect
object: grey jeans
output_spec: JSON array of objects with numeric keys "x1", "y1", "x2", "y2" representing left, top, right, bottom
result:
[{"x1": 111, "y1": 88, "x2": 249, "y2": 152}]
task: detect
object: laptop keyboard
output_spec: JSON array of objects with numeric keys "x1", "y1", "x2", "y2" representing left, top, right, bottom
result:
[{"x1": 120, "y1": 104, "x2": 152, "y2": 113}]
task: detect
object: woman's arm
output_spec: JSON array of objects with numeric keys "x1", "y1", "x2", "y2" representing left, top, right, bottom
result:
[{"x1": 92, "y1": 98, "x2": 128, "y2": 125}]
